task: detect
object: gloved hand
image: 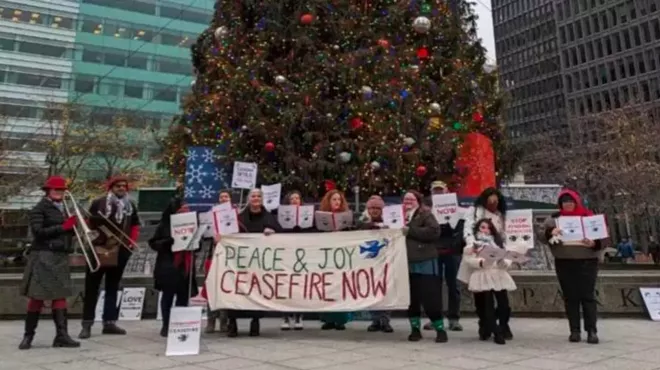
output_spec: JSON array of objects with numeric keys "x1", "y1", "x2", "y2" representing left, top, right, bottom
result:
[{"x1": 62, "y1": 216, "x2": 77, "y2": 231}]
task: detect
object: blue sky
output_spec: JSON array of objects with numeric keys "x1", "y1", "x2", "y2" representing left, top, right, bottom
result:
[{"x1": 474, "y1": 0, "x2": 496, "y2": 63}]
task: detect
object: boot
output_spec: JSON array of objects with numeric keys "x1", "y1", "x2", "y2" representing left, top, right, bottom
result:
[
  {"x1": 435, "y1": 329, "x2": 448, "y2": 343},
  {"x1": 219, "y1": 312, "x2": 228, "y2": 333},
  {"x1": 160, "y1": 325, "x2": 168, "y2": 338},
  {"x1": 587, "y1": 330, "x2": 599, "y2": 344},
  {"x1": 500, "y1": 324, "x2": 513, "y2": 340},
  {"x1": 249, "y1": 318, "x2": 260, "y2": 337},
  {"x1": 102, "y1": 321, "x2": 126, "y2": 335},
  {"x1": 321, "y1": 322, "x2": 335, "y2": 330},
  {"x1": 380, "y1": 318, "x2": 393, "y2": 333},
  {"x1": 205, "y1": 315, "x2": 217, "y2": 334},
  {"x1": 408, "y1": 328, "x2": 422, "y2": 342},
  {"x1": 78, "y1": 320, "x2": 92, "y2": 339},
  {"x1": 568, "y1": 332, "x2": 581, "y2": 343},
  {"x1": 448, "y1": 319, "x2": 463, "y2": 331},
  {"x1": 52, "y1": 310, "x2": 80, "y2": 348},
  {"x1": 227, "y1": 318, "x2": 238, "y2": 338},
  {"x1": 493, "y1": 327, "x2": 506, "y2": 345},
  {"x1": 19, "y1": 312, "x2": 39, "y2": 350},
  {"x1": 367, "y1": 320, "x2": 381, "y2": 332}
]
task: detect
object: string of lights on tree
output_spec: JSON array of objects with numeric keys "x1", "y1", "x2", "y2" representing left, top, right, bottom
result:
[{"x1": 163, "y1": 0, "x2": 507, "y2": 198}]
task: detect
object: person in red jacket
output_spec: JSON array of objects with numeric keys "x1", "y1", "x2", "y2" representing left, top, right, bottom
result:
[
  {"x1": 19, "y1": 176, "x2": 80, "y2": 350},
  {"x1": 78, "y1": 176, "x2": 141, "y2": 339}
]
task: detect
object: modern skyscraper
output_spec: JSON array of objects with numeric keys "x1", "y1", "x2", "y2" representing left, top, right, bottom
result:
[{"x1": 0, "y1": 0, "x2": 213, "y2": 210}]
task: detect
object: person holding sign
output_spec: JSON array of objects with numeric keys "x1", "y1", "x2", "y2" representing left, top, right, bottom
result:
[
  {"x1": 19, "y1": 176, "x2": 80, "y2": 350},
  {"x1": 148, "y1": 191, "x2": 199, "y2": 337},
  {"x1": 458, "y1": 219, "x2": 516, "y2": 345},
  {"x1": 278, "y1": 190, "x2": 313, "y2": 331},
  {"x1": 542, "y1": 189, "x2": 602, "y2": 345},
  {"x1": 203, "y1": 190, "x2": 233, "y2": 334},
  {"x1": 317, "y1": 189, "x2": 355, "y2": 330},
  {"x1": 357, "y1": 195, "x2": 393, "y2": 333},
  {"x1": 222, "y1": 188, "x2": 281, "y2": 338},
  {"x1": 463, "y1": 188, "x2": 507, "y2": 246},
  {"x1": 402, "y1": 191, "x2": 447, "y2": 343}
]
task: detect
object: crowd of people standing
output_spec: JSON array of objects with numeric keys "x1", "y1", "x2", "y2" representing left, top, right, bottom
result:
[{"x1": 19, "y1": 175, "x2": 605, "y2": 350}]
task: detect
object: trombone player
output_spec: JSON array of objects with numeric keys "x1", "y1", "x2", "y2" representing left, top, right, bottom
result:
[{"x1": 79, "y1": 176, "x2": 140, "y2": 339}]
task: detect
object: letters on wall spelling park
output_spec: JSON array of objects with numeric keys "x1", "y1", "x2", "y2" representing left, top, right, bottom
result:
[{"x1": 205, "y1": 230, "x2": 411, "y2": 311}]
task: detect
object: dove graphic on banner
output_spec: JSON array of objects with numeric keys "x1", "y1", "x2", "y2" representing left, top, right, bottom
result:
[{"x1": 184, "y1": 146, "x2": 229, "y2": 211}]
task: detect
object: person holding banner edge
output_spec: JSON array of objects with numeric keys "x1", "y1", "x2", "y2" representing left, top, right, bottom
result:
[
  {"x1": 402, "y1": 190, "x2": 448, "y2": 343},
  {"x1": 357, "y1": 195, "x2": 394, "y2": 333},
  {"x1": 423, "y1": 181, "x2": 464, "y2": 332},
  {"x1": 219, "y1": 188, "x2": 281, "y2": 338},
  {"x1": 148, "y1": 189, "x2": 199, "y2": 337},
  {"x1": 318, "y1": 189, "x2": 355, "y2": 330}
]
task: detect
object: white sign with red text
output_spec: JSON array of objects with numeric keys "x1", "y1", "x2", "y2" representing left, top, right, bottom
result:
[
  {"x1": 431, "y1": 193, "x2": 459, "y2": 227},
  {"x1": 170, "y1": 212, "x2": 198, "y2": 252},
  {"x1": 206, "y1": 230, "x2": 410, "y2": 312},
  {"x1": 166, "y1": 306, "x2": 202, "y2": 356},
  {"x1": 505, "y1": 209, "x2": 535, "y2": 250}
]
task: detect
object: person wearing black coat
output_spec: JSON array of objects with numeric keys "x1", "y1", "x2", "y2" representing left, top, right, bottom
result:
[
  {"x1": 424, "y1": 181, "x2": 464, "y2": 332},
  {"x1": 148, "y1": 191, "x2": 199, "y2": 337},
  {"x1": 221, "y1": 188, "x2": 281, "y2": 338},
  {"x1": 19, "y1": 176, "x2": 80, "y2": 350}
]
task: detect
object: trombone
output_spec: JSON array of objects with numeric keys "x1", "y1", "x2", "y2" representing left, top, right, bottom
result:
[
  {"x1": 63, "y1": 191, "x2": 102, "y2": 273},
  {"x1": 95, "y1": 211, "x2": 137, "y2": 252}
]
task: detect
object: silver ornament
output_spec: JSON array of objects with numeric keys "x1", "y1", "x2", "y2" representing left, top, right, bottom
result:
[
  {"x1": 275, "y1": 75, "x2": 287, "y2": 84},
  {"x1": 214, "y1": 26, "x2": 228, "y2": 39},
  {"x1": 370, "y1": 161, "x2": 381, "y2": 170},
  {"x1": 430, "y1": 102, "x2": 441, "y2": 113},
  {"x1": 190, "y1": 79, "x2": 196, "y2": 87},
  {"x1": 361, "y1": 86, "x2": 373, "y2": 96},
  {"x1": 338, "y1": 151, "x2": 352, "y2": 163},
  {"x1": 403, "y1": 137, "x2": 416, "y2": 146},
  {"x1": 413, "y1": 16, "x2": 431, "y2": 33}
]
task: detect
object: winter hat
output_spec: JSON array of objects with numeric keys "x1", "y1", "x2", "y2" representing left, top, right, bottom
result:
[
  {"x1": 42, "y1": 176, "x2": 68, "y2": 191},
  {"x1": 430, "y1": 180, "x2": 447, "y2": 191},
  {"x1": 106, "y1": 175, "x2": 130, "y2": 191},
  {"x1": 366, "y1": 195, "x2": 385, "y2": 209}
]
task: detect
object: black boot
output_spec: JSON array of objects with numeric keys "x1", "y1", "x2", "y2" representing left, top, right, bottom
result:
[
  {"x1": 19, "y1": 312, "x2": 40, "y2": 350},
  {"x1": 249, "y1": 318, "x2": 260, "y2": 337},
  {"x1": 408, "y1": 328, "x2": 422, "y2": 342},
  {"x1": 381, "y1": 319, "x2": 394, "y2": 333},
  {"x1": 587, "y1": 330, "x2": 599, "y2": 344},
  {"x1": 569, "y1": 332, "x2": 581, "y2": 343},
  {"x1": 367, "y1": 321, "x2": 381, "y2": 332},
  {"x1": 435, "y1": 329, "x2": 448, "y2": 343},
  {"x1": 478, "y1": 325, "x2": 491, "y2": 341},
  {"x1": 321, "y1": 322, "x2": 336, "y2": 330},
  {"x1": 227, "y1": 318, "x2": 238, "y2": 338},
  {"x1": 102, "y1": 321, "x2": 126, "y2": 335},
  {"x1": 78, "y1": 320, "x2": 92, "y2": 339},
  {"x1": 160, "y1": 325, "x2": 168, "y2": 338},
  {"x1": 500, "y1": 324, "x2": 513, "y2": 340},
  {"x1": 52, "y1": 310, "x2": 80, "y2": 348}
]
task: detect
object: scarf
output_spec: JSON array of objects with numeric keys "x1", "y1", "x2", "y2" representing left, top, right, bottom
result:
[
  {"x1": 475, "y1": 233, "x2": 499, "y2": 249},
  {"x1": 405, "y1": 207, "x2": 418, "y2": 223},
  {"x1": 557, "y1": 189, "x2": 593, "y2": 217},
  {"x1": 105, "y1": 192, "x2": 133, "y2": 223}
]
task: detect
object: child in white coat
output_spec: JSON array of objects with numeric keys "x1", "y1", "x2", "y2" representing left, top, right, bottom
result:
[{"x1": 457, "y1": 218, "x2": 516, "y2": 345}]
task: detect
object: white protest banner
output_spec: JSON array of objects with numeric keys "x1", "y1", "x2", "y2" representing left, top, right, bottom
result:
[
  {"x1": 640, "y1": 288, "x2": 660, "y2": 321},
  {"x1": 505, "y1": 209, "x2": 535, "y2": 250},
  {"x1": 557, "y1": 216, "x2": 585, "y2": 242},
  {"x1": 95, "y1": 290, "x2": 123, "y2": 322},
  {"x1": 261, "y1": 183, "x2": 282, "y2": 211},
  {"x1": 431, "y1": 193, "x2": 458, "y2": 225},
  {"x1": 119, "y1": 287, "x2": 146, "y2": 321},
  {"x1": 166, "y1": 306, "x2": 203, "y2": 356},
  {"x1": 206, "y1": 230, "x2": 410, "y2": 312},
  {"x1": 231, "y1": 161, "x2": 258, "y2": 189},
  {"x1": 382, "y1": 205, "x2": 405, "y2": 229},
  {"x1": 171, "y1": 212, "x2": 198, "y2": 252},
  {"x1": 582, "y1": 214, "x2": 609, "y2": 240}
]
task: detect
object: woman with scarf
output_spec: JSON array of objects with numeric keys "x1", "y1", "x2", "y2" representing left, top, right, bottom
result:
[
  {"x1": 402, "y1": 190, "x2": 446, "y2": 342},
  {"x1": 148, "y1": 190, "x2": 198, "y2": 337},
  {"x1": 222, "y1": 188, "x2": 281, "y2": 337},
  {"x1": 464, "y1": 187, "x2": 507, "y2": 246},
  {"x1": 203, "y1": 190, "x2": 233, "y2": 334},
  {"x1": 357, "y1": 195, "x2": 393, "y2": 333},
  {"x1": 318, "y1": 189, "x2": 354, "y2": 330},
  {"x1": 19, "y1": 176, "x2": 80, "y2": 350},
  {"x1": 279, "y1": 190, "x2": 312, "y2": 331},
  {"x1": 543, "y1": 189, "x2": 602, "y2": 344}
]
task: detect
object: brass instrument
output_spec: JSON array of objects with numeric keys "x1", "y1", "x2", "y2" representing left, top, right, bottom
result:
[
  {"x1": 95, "y1": 211, "x2": 137, "y2": 253},
  {"x1": 63, "y1": 191, "x2": 102, "y2": 272}
]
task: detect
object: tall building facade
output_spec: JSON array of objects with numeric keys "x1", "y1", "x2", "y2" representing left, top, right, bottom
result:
[{"x1": 0, "y1": 0, "x2": 213, "y2": 210}]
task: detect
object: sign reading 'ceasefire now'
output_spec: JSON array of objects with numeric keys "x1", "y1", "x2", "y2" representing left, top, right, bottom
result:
[{"x1": 206, "y1": 229, "x2": 411, "y2": 312}]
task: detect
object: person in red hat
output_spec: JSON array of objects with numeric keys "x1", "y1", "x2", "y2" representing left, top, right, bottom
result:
[
  {"x1": 78, "y1": 175, "x2": 141, "y2": 339},
  {"x1": 19, "y1": 176, "x2": 80, "y2": 350}
]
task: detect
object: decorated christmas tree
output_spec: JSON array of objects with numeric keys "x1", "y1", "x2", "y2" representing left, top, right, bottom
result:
[{"x1": 164, "y1": 0, "x2": 506, "y2": 198}]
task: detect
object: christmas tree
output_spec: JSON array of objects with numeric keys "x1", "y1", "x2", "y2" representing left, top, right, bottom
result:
[{"x1": 164, "y1": 0, "x2": 506, "y2": 198}]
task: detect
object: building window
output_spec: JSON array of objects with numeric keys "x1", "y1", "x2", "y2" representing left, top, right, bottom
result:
[
  {"x1": 15, "y1": 73, "x2": 43, "y2": 87},
  {"x1": 105, "y1": 52, "x2": 126, "y2": 67},
  {"x1": 18, "y1": 41, "x2": 66, "y2": 58},
  {"x1": 153, "y1": 85, "x2": 177, "y2": 102},
  {"x1": 127, "y1": 54, "x2": 148, "y2": 69},
  {"x1": 82, "y1": 0, "x2": 155, "y2": 15},
  {"x1": 82, "y1": 49, "x2": 103, "y2": 63},
  {"x1": 75, "y1": 75, "x2": 95, "y2": 93},
  {"x1": 0, "y1": 104, "x2": 39, "y2": 118},
  {"x1": 160, "y1": 5, "x2": 210, "y2": 24},
  {"x1": 0, "y1": 38, "x2": 14, "y2": 51},
  {"x1": 124, "y1": 82, "x2": 143, "y2": 98},
  {"x1": 156, "y1": 58, "x2": 189, "y2": 75},
  {"x1": 50, "y1": 15, "x2": 74, "y2": 30}
]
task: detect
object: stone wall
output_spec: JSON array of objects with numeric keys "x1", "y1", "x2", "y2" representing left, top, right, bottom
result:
[{"x1": 1, "y1": 271, "x2": 658, "y2": 318}]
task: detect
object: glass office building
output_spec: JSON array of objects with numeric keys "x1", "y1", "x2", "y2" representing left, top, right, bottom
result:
[{"x1": 0, "y1": 0, "x2": 213, "y2": 209}]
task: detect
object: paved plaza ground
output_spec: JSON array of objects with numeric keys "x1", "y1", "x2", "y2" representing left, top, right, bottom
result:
[{"x1": 0, "y1": 318, "x2": 658, "y2": 370}]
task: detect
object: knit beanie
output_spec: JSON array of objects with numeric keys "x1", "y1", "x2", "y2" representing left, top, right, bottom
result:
[{"x1": 366, "y1": 195, "x2": 385, "y2": 209}]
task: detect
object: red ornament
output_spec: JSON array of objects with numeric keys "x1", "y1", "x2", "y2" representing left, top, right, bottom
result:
[
  {"x1": 350, "y1": 117, "x2": 364, "y2": 130},
  {"x1": 300, "y1": 13, "x2": 314, "y2": 25},
  {"x1": 415, "y1": 165, "x2": 427, "y2": 177},
  {"x1": 416, "y1": 47, "x2": 429, "y2": 59},
  {"x1": 472, "y1": 111, "x2": 484, "y2": 123},
  {"x1": 377, "y1": 39, "x2": 390, "y2": 48},
  {"x1": 264, "y1": 142, "x2": 275, "y2": 152},
  {"x1": 324, "y1": 179, "x2": 336, "y2": 191}
]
